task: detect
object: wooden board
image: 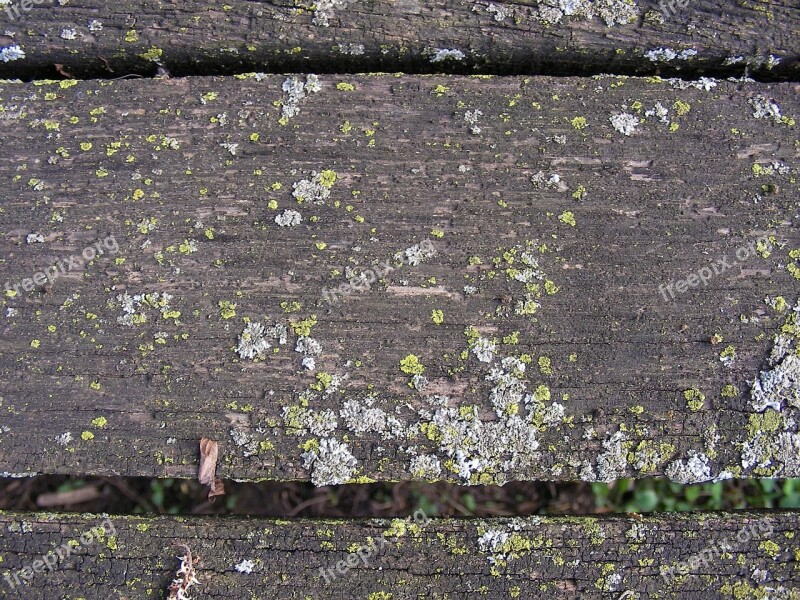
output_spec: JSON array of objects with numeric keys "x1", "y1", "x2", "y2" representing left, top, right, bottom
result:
[
  {"x1": 0, "y1": 74, "x2": 798, "y2": 486},
  {"x1": 1, "y1": 510, "x2": 798, "y2": 598},
  {"x1": 0, "y1": 1, "x2": 797, "y2": 80}
]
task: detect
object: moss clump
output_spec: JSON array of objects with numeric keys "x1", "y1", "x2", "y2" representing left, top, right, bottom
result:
[
  {"x1": 400, "y1": 354, "x2": 425, "y2": 375},
  {"x1": 684, "y1": 388, "x2": 705, "y2": 411}
]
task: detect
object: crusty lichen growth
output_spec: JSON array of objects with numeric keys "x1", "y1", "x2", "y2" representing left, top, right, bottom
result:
[
  {"x1": 301, "y1": 438, "x2": 357, "y2": 486},
  {"x1": 534, "y1": 0, "x2": 638, "y2": 27},
  {"x1": 727, "y1": 297, "x2": 800, "y2": 477}
]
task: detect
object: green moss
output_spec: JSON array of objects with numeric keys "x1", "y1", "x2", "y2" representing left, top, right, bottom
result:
[
  {"x1": 384, "y1": 519, "x2": 407, "y2": 538},
  {"x1": 532, "y1": 384, "x2": 551, "y2": 402},
  {"x1": 400, "y1": 354, "x2": 425, "y2": 375},
  {"x1": 747, "y1": 410, "x2": 783, "y2": 438},
  {"x1": 558, "y1": 211, "x2": 576, "y2": 227},
  {"x1": 673, "y1": 100, "x2": 691, "y2": 116},
  {"x1": 570, "y1": 116, "x2": 588, "y2": 130},
  {"x1": 291, "y1": 315, "x2": 318, "y2": 337},
  {"x1": 218, "y1": 300, "x2": 237, "y2": 320},
  {"x1": 721, "y1": 384, "x2": 739, "y2": 398},
  {"x1": 538, "y1": 356, "x2": 553, "y2": 375},
  {"x1": 684, "y1": 388, "x2": 705, "y2": 411},
  {"x1": 759, "y1": 539, "x2": 780, "y2": 558}
]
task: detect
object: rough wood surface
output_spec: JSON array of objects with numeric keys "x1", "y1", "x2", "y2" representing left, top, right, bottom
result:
[
  {"x1": 0, "y1": 74, "x2": 798, "y2": 486},
  {"x1": 0, "y1": 1, "x2": 797, "y2": 80},
  {"x1": 1, "y1": 510, "x2": 798, "y2": 598}
]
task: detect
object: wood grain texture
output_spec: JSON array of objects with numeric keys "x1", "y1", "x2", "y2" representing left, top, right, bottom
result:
[
  {"x1": 0, "y1": 510, "x2": 798, "y2": 598},
  {"x1": 0, "y1": 0, "x2": 797, "y2": 80},
  {"x1": 0, "y1": 74, "x2": 798, "y2": 485}
]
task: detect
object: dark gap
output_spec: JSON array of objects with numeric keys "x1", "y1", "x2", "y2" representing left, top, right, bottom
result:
[
  {"x1": 2, "y1": 475, "x2": 799, "y2": 518},
  {"x1": 0, "y1": 54, "x2": 796, "y2": 83}
]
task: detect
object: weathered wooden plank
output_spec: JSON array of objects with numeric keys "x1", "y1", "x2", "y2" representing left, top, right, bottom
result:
[
  {"x1": 0, "y1": 1, "x2": 797, "y2": 80},
  {"x1": 1, "y1": 510, "x2": 798, "y2": 598},
  {"x1": 0, "y1": 74, "x2": 798, "y2": 485}
]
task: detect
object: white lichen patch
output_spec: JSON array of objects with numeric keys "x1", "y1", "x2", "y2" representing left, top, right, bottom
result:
[
  {"x1": 664, "y1": 450, "x2": 712, "y2": 483},
  {"x1": 581, "y1": 430, "x2": 629, "y2": 482},
  {"x1": 530, "y1": 171, "x2": 567, "y2": 192},
  {"x1": 644, "y1": 47, "x2": 697, "y2": 62},
  {"x1": 56, "y1": 432, "x2": 72, "y2": 446},
  {"x1": 749, "y1": 94, "x2": 783, "y2": 123},
  {"x1": 751, "y1": 299, "x2": 800, "y2": 412},
  {"x1": 301, "y1": 438, "x2": 357, "y2": 485},
  {"x1": 236, "y1": 321, "x2": 288, "y2": 360},
  {"x1": 334, "y1": 43, "x2": 365, "y2": 55},
  {"x1": 644, "y1": 102, "x2": 670, "y2": 124},
  {"x1": 416, "y1": 394, "x2": 541, "y2": 485},
  {"x1": 486, "y1": 357, "x2": 526, "y2": 416},
  {"x1": 114, "y1": 292, "x2": 178, "y2": 327},
  {"x1": 430, "y1": 48, "x2": 466, "y2": 63},
  {"x1": 464, "y1": 109, "x2": 483, "y2": 135},
  {"x1": 274, "y1": 209, "x2": 302, "y2": 227},
  {"x1": 280, "y1": 75, "x2": 322, "y2": 121},
  {"x1": 484, "y1": 3, "x2": 509, "y2": 21},
  {"x1": 220, "y1": 142, "x2": 238, "y2": 156},
  {"x1": 741, "y1": 431, "x2": 800, "y2": 476},
  {"x1": 0, "y1": 44, "x2": 25, "y2": 62},
  {"x1": 296, "y1": 336, "x2": 322, "y2": 356},
  {"x1": 234, "y1": 559, "x2": 255, "y2": 574},
  {"x1": 409, "y1": 454, "x2": 442, "y2": 479},
  {"x1": 535, "y1": 0, "x2": 638, "y2": 27},
  {"x1": 395, "y1": 240, "x2": 438, "y2": 266},
  {"x1": 230, "y1": 428, "x2": 259, "y2": 457},
  {"x1": 312, "y1": 0, "x2": 349, "y2": 26},
  {"x1": 292, "y1": 169, "x2": 337, "y2": 204},
  {"x1": 339, "y1": 397, "x2": 406, "y2": 438},
  {"x1": 476, "y1": 525, "x2": 534, "y2": 567},
  {"x1": 609, "y1": 112, "x2": 639, "y2": 136},
  {"x1": 665, "y1": 77, "x2": 718, "y2": 91},
  {"x1": 237, "y1": 322, "x2": 270, "y2": 360},
  {"x1": 472, "y1": 337, "x2": 497, "y2": 363}
]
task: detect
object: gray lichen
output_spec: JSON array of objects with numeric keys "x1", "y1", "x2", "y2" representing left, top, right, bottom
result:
[
  {"x1": 581, "y1": 430, "x2": 629, "y2": 482},
  {"x1": 751, "y1": 299, "x2": 800, "y2": 412},
  {"x1": 301, "y1": 438, "x2": 357, "y2": 485},
  {"x1": 643, "y1": 47, "x2": 698, "y2": 62},
  {"x1": 280, "y1": 75, "x2": 322, "y2": 120},
  {"x1": 609, "y1": 112, "x2": 639, "y2": 136},
  {"x1": 749, "y1": 94, "x2": 783, "y2": 123},
  {"x1": 536, "y1": 0, "x2": 638, "y2": 27},
  {"x1": 664, "y1": 450, "x2": 712, "y2": 484},
  {"x1": 274, "y1": 209, "x2": 302, "y2": 227}
]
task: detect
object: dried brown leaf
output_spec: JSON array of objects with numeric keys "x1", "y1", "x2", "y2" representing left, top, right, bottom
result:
[{"x1": 199, "y1": 437, "x2": 225, "y2": 500}]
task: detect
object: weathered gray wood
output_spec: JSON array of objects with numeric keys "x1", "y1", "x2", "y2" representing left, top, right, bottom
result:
[
  {"x1": 0, "y1": 74, "x2": 798, "y2": 485},
  {"x1": 1, "y1": 510, "x2": 798, "y2": 598},
  {"x1": 0, "y1": 0, "x2": 797, "y2": 80}
]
